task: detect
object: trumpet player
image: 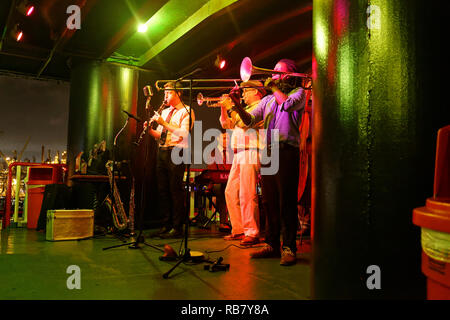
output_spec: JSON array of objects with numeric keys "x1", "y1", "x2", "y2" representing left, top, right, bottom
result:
[
  {"x1": 219, "y1": 80, "x2": 266, "y2": 246},
  {"x1": 146, "y1": 81, "x2": 195, "y2": 239},
  {"x1": 229, "y1": 59, "x2": 308, "y2": 266}
]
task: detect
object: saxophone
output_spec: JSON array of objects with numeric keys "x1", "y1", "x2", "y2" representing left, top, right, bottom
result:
[
  {"x1": 105, "y1": 160, "x2": 128, "y2": 231},
  {"x1": 128, "y1": 176, "x2": 136, "y2": 236}
]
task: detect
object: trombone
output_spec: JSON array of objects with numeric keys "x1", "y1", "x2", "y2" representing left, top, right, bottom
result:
[
  {"x1": 154, "y1": 57, "x2": 312, "y2": 91},
  {"x1": 240, "y1": 57, "x2": 311, "y2": 82},
  {"x1": 155, "y1": 79, "x2": 240, "y2": 91}
]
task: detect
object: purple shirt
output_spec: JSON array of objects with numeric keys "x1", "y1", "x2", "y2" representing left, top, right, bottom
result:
[{"x1": 249, "y1": 87, "x2": 307, "y2": 147}]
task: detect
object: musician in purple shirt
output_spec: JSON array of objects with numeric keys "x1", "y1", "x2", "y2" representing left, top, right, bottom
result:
[{"x1": 230, "y1": 59, "x2": 308, "y2": 266}]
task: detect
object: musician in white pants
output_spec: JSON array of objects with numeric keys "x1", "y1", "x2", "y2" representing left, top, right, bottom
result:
[{"x1": 218, "y1": 80, "x2": 265, "y2": 246}]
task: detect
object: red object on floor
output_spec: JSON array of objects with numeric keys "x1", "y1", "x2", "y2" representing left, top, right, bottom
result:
[
  {"x1": 413, "y1": 125, "x2": 450, "y2": 300},
  {"x1": 421, "y1": 251, "x2": 450, "y2": 300},
  {"x1": 2, "y1": 163, "x2": 66, "y2": 229},
  {"x1": 26, "y1": 187, "x2": 45, "y2": 229},
  {"x1": 26, "y1": 165, "x2": 66, "y2": 229},
  {"x1": 27, "y1": 165, "x2": 65, "y2": 185}
]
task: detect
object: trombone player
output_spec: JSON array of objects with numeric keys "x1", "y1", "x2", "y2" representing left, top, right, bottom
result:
[
  {"x1": 218, "y1": 80, "x2": 266, "y2": 246},
  {"x1": 230, "y1": 59, "x2": 308, "y2": 266}
]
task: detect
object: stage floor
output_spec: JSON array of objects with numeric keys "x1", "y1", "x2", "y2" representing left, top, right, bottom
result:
[{"x1": 0, "y1": 225, "x2": 311, "y2": 300}]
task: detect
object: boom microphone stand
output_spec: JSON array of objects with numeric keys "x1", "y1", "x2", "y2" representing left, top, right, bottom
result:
[
  {"x1": 163, "y1": 71, "x2": 200, "y2": 279},
  {"x1": 103, "y1": 87, "x2": 163, "y2": 253}
]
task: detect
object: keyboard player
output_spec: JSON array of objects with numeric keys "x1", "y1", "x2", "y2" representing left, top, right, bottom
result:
[{"x1": 195, "y1": 131, "x2": 232, "y2": 232}]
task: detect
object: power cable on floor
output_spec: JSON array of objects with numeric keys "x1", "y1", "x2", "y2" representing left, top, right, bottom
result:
[{"x1": 205, "y1": 243, "x2": 265, "y2": 254}]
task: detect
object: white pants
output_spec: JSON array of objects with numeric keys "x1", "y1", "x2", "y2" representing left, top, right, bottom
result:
[{"x1": 224, "y1": 150, "x2": 260, "y2": 237}]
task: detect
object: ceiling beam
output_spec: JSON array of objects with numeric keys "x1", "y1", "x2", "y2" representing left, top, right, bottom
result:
[
  {"x1": 0, "y1": 49, "x2": 46, "y2": 61},
  {"x1": 0, "y1": 68, "x2": 70, "y2": 82},
  {"x1": 137, "y1": 0, "x2": 239, "y2": 67}
]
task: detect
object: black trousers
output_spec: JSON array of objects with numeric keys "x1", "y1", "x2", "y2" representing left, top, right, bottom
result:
[
  {"x1": 260, "y1": 144, "x2": 300, "y2": 253},
  {"x1": 156, "y1": 148, "x2": 186, "y2": 231}
]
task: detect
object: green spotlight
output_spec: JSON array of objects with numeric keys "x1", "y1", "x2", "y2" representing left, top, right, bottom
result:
[{"x1": 138, "y1": 24, "x2": 148, "y2": 33}]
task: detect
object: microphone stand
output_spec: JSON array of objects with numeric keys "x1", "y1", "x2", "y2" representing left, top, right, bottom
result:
[
  {"x1": 162, "y1": 78, "x2": 195, "y2": 279},
  {"x1": 103, "y1": 102, "x2": 163, "y2": 253}
]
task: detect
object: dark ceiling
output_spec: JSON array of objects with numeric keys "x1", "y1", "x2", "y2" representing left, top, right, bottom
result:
[{"x1": 0, "y1": 0, "x2": 312, "y2": 82}]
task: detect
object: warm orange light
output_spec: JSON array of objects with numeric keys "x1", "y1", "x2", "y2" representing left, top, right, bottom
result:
[
  {"x1": 219, "y1": 60, "x2": 226, "y2": 69},
  {"x1": 16, "y1": 31, "x2": 23, "y2": 41}
]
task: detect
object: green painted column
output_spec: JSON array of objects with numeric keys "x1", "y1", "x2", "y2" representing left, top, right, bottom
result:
[
  {"x1": 67, "y1": 60, "x2": 139, "y2": 180},
  {"x1": 312, "y1": 0, "x2": 447, "y2": 299}
]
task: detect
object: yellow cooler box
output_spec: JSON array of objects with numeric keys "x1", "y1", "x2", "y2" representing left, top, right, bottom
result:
[{"x1": 46, "y1": 210, "x2": 94, "y2": 241}]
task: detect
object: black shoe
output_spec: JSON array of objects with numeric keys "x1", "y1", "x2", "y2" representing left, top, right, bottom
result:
[{"x1": 160, "y1": 228, "x2": 184, "y2": 239}]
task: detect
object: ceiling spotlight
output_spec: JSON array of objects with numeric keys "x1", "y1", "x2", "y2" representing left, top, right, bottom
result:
[
  {"x1": 26, "y1": 6, "x2": 34, "y2": 16},
  {"x1": 215, "y1": 54, "x2": 227, "y2": 70},
  {"x1": 17, "y1": 0, "x2": 35, "y2": 17},
  {"x1": 10, "y1": 24, "x2": 24, "y2": 42},
  {"x1": 138, "y1": 24, "x2": 148, "y2": 33}
]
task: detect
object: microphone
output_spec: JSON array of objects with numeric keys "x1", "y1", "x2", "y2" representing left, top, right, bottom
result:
[
  {"x1": 143, "y1": 85, "x2": 153, "y2": 97},
  {"x1": 176, "y1": 68, "x2": 202, "y2": 82},
  {"x1": 122, "y1": 110, "x2": 142, "y2": 122},
  {"x1": 143, "y1": 85, "x2": 153, "y2": 110}
]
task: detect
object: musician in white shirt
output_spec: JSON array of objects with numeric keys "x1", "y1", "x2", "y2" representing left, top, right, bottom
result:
[
  {"x1": 218, "y1": 80, "x2": 265, "y2": 246},
  {"x1": 148, "y1": 81, "x2": 195, "y2": 238}
]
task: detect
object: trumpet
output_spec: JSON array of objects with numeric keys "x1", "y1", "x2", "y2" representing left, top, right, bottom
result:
[
  {"x1": 134, "y1": 101, "x2": 167, "y2": 145},
  {"x1": 197, "y1": 92, "x2": 244, "y2": 108},
  {"x1": 197, "y1": 93, "x2": 225, "y2": 107}
]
